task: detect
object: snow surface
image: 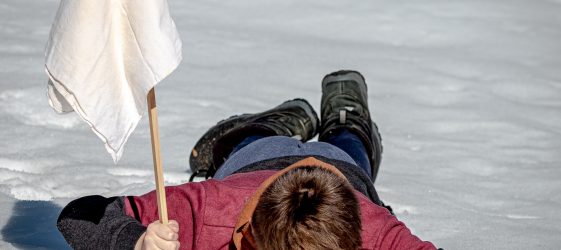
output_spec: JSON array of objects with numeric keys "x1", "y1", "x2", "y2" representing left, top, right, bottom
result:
[{"x1": 1, "y1": 0, "x2": 560, "y2": 249}]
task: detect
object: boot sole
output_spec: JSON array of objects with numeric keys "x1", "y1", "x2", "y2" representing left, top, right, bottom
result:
[
  {"x1": 320, "y1": 70, "x2": 383, "y2": 182},
  {"x1": 322, "y1": 70, "x2": 367, "y2": 93}
]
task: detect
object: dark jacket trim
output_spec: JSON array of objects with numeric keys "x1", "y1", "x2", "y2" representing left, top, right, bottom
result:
[{"x1": 127, "y1": 196, "x2": 141, "y2": 221}]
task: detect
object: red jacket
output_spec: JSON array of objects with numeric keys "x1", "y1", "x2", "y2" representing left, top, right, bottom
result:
[{"x1": 125, "y1": 169, "x2": 437, "y2": 250}]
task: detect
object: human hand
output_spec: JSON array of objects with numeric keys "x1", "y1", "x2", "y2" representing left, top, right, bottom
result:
[{"x1": 135, "y1": 220, "x2": 180, "y2": 250}]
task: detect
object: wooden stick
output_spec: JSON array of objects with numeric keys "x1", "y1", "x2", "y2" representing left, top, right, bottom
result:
[{"x1": 147, "y1": 88, "x2": 169, "y2": 224}]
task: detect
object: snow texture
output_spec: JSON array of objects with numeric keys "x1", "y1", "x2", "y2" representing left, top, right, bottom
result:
[{"x1": 1, "y1": 0, "x2": 560, "y2": 249}]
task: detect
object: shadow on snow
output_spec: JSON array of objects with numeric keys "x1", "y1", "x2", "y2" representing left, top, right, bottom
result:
[{"x1": 1, "y1": 200, "x2": 70, "y2": 250}]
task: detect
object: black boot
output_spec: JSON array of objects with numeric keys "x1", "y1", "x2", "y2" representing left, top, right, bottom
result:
[
  {"x1": 189, "y1": 98, "x2": 319, "y2": 180},
  {"x1": 319, "y1": 70, "x2": 383, "y2": 182}
]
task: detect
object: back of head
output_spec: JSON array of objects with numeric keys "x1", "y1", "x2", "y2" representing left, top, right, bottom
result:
[{"x1": 252, "y1": 166, "x2": 362, "y2": 250}]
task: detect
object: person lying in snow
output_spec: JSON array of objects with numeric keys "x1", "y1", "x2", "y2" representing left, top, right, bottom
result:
[{"x1": 57, "y1": 70, "x2": 439, "y2": 250}]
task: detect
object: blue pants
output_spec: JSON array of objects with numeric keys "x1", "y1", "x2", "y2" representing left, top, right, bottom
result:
[{"x1": 214, "y1": 129, "x2": 371, "y2": 180}]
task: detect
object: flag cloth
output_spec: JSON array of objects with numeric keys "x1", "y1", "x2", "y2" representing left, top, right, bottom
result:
[{"x1": 45, "y1": 0, "x2": 182, "y2": 162}]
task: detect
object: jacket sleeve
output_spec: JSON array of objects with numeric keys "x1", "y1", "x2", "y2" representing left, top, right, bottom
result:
[
  {"x1": 123, "y1": 184, "x2": 205, "y2": 249},
  {"x1": 57, "y1": 195, "x2": 146, "y2": 250}
]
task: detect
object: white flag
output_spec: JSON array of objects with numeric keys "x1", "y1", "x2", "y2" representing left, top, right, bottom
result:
[{"x1": 45, "y1": 0, "x2": 182, "y2": 162}]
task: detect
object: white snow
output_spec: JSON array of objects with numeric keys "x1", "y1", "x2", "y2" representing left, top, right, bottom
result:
[{"x1": 1, "y1": 0, "x2": 561, "y2": 249}]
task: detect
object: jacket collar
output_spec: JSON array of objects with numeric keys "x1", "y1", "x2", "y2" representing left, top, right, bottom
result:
[{"x1": 231, "y1": 157, "x2": 348, "y2": 250}]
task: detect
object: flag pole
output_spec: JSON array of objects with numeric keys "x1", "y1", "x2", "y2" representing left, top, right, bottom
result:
[{"x1": 147, "y1": 87, "x2": 169, "y2": 224}]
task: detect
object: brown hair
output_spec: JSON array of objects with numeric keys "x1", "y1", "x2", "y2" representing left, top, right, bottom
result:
[{"x1": 251, "y1": 166, "x2": 362, "y2": 250}]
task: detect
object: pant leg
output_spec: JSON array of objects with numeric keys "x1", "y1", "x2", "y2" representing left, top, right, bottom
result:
[
  {"x1": 229, "y1": 135, "x2": 266, "y2": 156},
  {"x1": 321, "y1": 128, "x2": 372, "y2": 178},
  {"x1": 213, "y1": 136, "x2": 358, "y2": 180},
  {"x1": 321, "y1": 128, "x2": 393, "y2": 211}
]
